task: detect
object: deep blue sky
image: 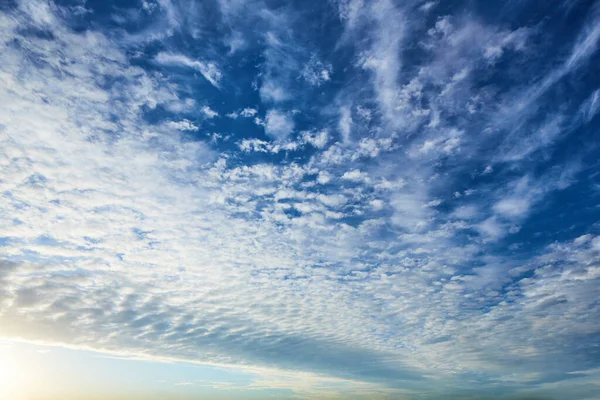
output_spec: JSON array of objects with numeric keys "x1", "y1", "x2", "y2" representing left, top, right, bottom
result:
[{"x1": 0, "y1": 0, "x2": 600, "y2": 399}]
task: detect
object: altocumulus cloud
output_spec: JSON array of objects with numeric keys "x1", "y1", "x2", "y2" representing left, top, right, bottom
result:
[{"x1": 1, "y1": 0, "x2": 600, "y2": 399}]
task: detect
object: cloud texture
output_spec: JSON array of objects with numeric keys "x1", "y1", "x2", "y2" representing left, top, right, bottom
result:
[{"x1": 1, "y1": 0, "x2": 600, "y2": 398}]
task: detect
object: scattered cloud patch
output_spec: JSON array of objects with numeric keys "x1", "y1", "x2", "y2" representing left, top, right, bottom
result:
[
  {"x1": 200, "y1": 105, "x2": 219, "y2": 119},
  {"x1": 300, "y1": 56, "x2": 332, "y2": 86},
  {"x1": 227, "y1": 107, "x2": 258, "y2": 119},
  {"x1": 301, "y1": 130, "x2": 329, "y2": 149},
  {"x1": 165, "y1": 120, "x2": 199, "y2": 131},
  {"x1": 264, "y1": 109, "x2": 295, "y2": 140}
]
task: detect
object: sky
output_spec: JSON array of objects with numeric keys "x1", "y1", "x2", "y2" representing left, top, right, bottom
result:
[{"x1": 0, "y1": 0, "x2": 600, "y2": 399}]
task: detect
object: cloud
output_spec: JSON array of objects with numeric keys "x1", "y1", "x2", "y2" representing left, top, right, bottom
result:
[
  {"x1": 316, "y1": 171, "x2": 332, "y2": 184},
  {"x1": 155, "y1": 52, "x2": 223, "y2": 88},
  {"x1": 341, "y1": 169, "x2": 368, "y2": 182},
  {"x1": 300, "y1": 56, "x2": 332, "y2": 86},
  {"x1": 338, "y1": 106, "x2": 353, "y2": 142},
  {"x1": 264, "y1": 109, "x2": 295, "y2": 140},
  {"x1": 495, "y1": 115, "x2": 566, "y2": 162},
  {"x1": 200, "y1": 105, "x2": 219, "y2": 119},
  {"x1": 238, "y1": 138, "x2": 299, "y2": 153},
  {"x1": 318, "y1": 193, "x2": 347, "y2": 208},
  {"x1": 229, "y1": 107, "x2": 258, "y2": 119},
  {"x1": 346, "y1": 0, "x2": 407, "y2": 128},
  {"x1": 451, "y1": 205, "x2": 479, "y2": 220},
  {"x1": 476, "y1": 217, "x2": 509, "y2": 240},
  {"x1": 260, "y1": 79, "x2": 291, "y2": 103},
  {"x1": 258, "y1": 29, "x2": 298, "y2": 103},
  {"x1": 224, "y1": 30, "x2": 246, "y2": 54},
  {"x1": 227, "y1": 107, "x2": 258, "y2": 119},
  {"x1": 1, "y1": 1, "x2": 599, "y2": 399},
  {"x1": 420, "y1": 1, "x2": 437, "y2": 12},
  {"x1": 240, "y1": 107, "x2": 258, "y2": 117},
  {"x1": 301, "y1": 130, "x2": 329, "y2": 149},
  {"x1": 493, "y1": 197, "x2": 532, "y2": 219},
  {"x1": 581, "y1": 89, "x2": 600, "y2": 123},
  {"x1": 165, "y1": 120, "x2": 199, "y2": 131},
  {"x1": 504, "y1": 8, "x2": 600, "y2": 117}
]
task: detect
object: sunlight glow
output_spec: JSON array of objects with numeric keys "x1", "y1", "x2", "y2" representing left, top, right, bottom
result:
[{"x1": 0, "y1": 343, "x2": 25, "y2": 400}]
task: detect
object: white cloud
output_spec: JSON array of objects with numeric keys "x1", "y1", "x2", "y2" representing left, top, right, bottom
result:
[
  {"x1": 336, "y1": 0, "x2": 365, "y2": 29},
  {"x1": 227, "y1": 107, "x2": 258, "y2": 119},
  {"x1": 301, "y1": 129, "x2": 329, "y2": 149},
  {"x1": 374, "y1": 178, "x2": 405, "y2": 190},
  {"x1": 476, "y1": 217, "x2": 507, "y2": 240},
  {"x1": 155, "y1": 52, "x2": 223, "y2": 88},
  {"x1": 165, "y1": 119, "x2": 199, "y2": 131},
  {"x1": 257, "y1": 28, "x2": 299, "y2": 104},
  {"x1": 316, "y1": 171, "x2": 332, "y2": 184},
  {"x1": 225, "y1": 30, "x2": 246, "y2": 54},
  {"x1": 264, "y1": 109, "x2": 294, "y2": 140},
  {"x1": 356, "y1": 105, "x2": 372, "y2": 121},
  {"x1": 505, "y1": 11, "x2": 600, "y2": 117},
  {"x1": 200, "y1": 105, "x2": 219, "y2": 119},
  {"x1": 341, "y1": 169, "x2": 368, "y2": 182},
  {"x1": 338, "y1": 106, "x2": 352, "y2": 142},
  {"x1": 260, "y1": 79, "x2": 290, "y2": 103},
  {"x1": 388, "y1": 186, "x2": 432, "y2": 232},
  {"x1": 493, "y1": 197, "x2": 531, "y2": 219},
  {"x1": 318, "y1": 194, "x2": 347, "y2": 208},
  {"x1": 451, "y1": 205, "x2": 478, "y2": 220},
  {"x1": 300, "y1": 56, "x2": 332, "y2": 86},
  {"x1": 420, "y1": 1, "x2": 437, "y2": 12},
  {"x1": 580, "y1": 89, "x2": 600, "y2": 123},
  {"x1": 353, "y1": 0, "x2": 406, "y2": 128},
  {"x1": 496, "y1": 115, "x2": 566, "y2": 162},
  {"x1": 238, "y1": 138, "x2": 299, "y2": 153},
  {"x1": 370, "y1": 199, "x2": 385, "y2": 210},
  {"x1": 0, "y1": 2, "x2": 598, "y2": 398},
  {"x1": 240, "y1": 107, "x2": 258, "y2": 117}
]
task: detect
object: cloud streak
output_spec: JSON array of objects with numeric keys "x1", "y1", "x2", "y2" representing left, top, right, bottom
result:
[{"x1": 155, "y1": 52, "x2": 223, "y2": 88}]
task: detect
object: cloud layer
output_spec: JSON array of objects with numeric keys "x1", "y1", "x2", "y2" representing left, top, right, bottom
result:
[{"x1": 1, "y1": 0, "x2": 600, "y2": 398}]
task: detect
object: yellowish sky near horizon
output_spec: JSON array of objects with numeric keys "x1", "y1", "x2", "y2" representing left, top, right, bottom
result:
[{"x1": 0, "y1": 339, "x2": 381, "y2": 400}]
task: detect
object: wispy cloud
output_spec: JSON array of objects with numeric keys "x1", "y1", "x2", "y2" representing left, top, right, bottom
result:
[{"x1": 155, "y1": 52, "x2": 223, "y2": 88}]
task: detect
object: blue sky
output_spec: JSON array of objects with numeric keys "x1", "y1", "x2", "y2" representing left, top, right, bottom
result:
[{"x1": 0, "y1": 0, "x2": 600, "y2": 399}]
